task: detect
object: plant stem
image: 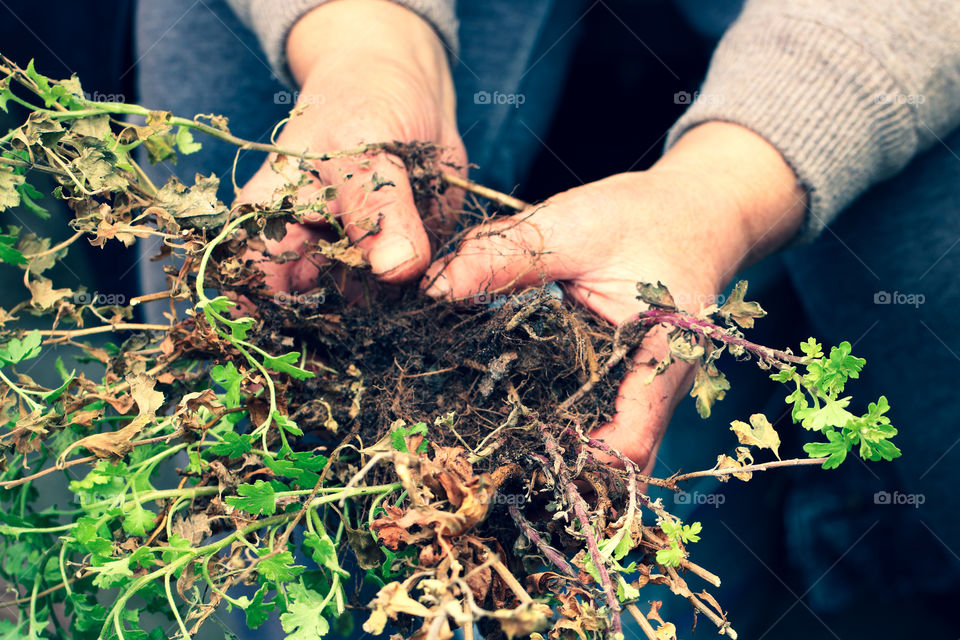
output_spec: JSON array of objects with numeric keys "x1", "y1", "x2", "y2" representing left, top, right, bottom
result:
[
  {"x1": 639, "y1": 308, "x2": 806, "y2": 368},
  {"x1": 668, "y1": 457, "x2": 827, "y2": 484}
]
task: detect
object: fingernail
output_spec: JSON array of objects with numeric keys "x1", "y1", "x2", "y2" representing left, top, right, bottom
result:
[
  {"x1": 370, "y1": 236, "x2": 418, "y2": 276},
  {"x1": 424, "y1": 273, "x2": 452, "y2": 299}
]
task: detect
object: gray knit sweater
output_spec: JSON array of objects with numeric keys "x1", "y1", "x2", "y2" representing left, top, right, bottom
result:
[{"x1": 226, "y1": 0, "x2": 960, "y2": 242}]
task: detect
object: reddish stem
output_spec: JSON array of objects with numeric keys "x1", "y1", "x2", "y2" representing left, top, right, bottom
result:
[
  {"x1": 508, "y1": 505, "x2": 577, "y2": 578},
  {"x1": 637, "y1": 308, "x2": 805, "y2": 368}
]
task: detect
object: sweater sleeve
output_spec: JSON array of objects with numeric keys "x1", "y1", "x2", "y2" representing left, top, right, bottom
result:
[
  {"x1": 225, "y1": 0, "x2": 458, "y2": 87},
  {"x1": 664, "y1": 0, "x2": 960, "y2": 243}
]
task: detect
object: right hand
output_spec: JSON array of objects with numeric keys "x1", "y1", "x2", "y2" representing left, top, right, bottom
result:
[{"x1": 239, "y1": 0, "x2": 467, "y2": 293}]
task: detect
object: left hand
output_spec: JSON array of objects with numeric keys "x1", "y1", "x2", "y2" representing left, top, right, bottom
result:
[{"x1": 421, "y1": 122, "x2": 807, "y2": 469}]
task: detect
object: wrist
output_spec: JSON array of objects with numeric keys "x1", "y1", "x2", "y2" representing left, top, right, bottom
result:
[
  {"x1": 652, "y1": 121, "x2": 807, "y2": 276},
  {"x1": 286, "y1": 0, "x2": 450, "y2": 88}
]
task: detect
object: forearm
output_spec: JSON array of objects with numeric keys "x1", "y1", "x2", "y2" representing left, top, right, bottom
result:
[
  {"x1": 226, "y1": 0, "x2": 457, "y2": 86},
  {"x1": 287, "y1": 0, "x2": 451, "y2": 92},
  {"x1": 666, "y1": 0, "x2": 960, "y2": 242},
  {"x1": 649, "y1": 121, "x2": 806, "y2": 291}
]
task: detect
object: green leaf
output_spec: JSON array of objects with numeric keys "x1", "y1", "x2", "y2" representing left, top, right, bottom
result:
[
  {"x1": 245, "y1": 585, "x2": 275, "y2": 628},
  {"x1": 161, "y1": 533, "x2": 193, "y2": 563},
  {"x1": 256, "y1": 549, "x2": 304, "y2": 583},
  {"x1": 281, "y1": 582, "x2": 331, "y2": 640},
  {"x1": 801, "y1": 396, "x2": 856, "y2": 432},
  {"x1": 72, "y1": 516, "x2": 113, "y2": 559},
  {"x1": 0, "y1": 330, "x2": 42, "y2": 365},
  {"x1": 174, "y1": 126, "x2": 202, "y2": 154},
  {"x1": 122, "y1": 502, "x2": 156, "y2": 537},
  {"x1": 0, "y1": 234, "x2": 27, "y2": 265},
  {"x1": 90, "y1": 556, "x2": 133, "y2": 588},
  {"x1": 655, "y1": 546, "x2": 684, "y2": 567},
  {"x1": 226, "y1": 480, "x2": 276, "y2": 516},
  {"x1": 15, "y1": 182, "x2": 48, "y2": 218},
  {"x1": 799, "y1": 338, "x2": 823, "y2": 359},
  {"x1": 264, "y1": 351, "x2": 315, "y2": 380},
  {"x1": 210, "y1": 361, "x2": 242, "y2": 408},
  {"x1": 209, "y1": 431, "x2": 252, "y2": 458},
  {"x1": 679, "y1": 522, "x2": 702, "y2": 543},
  {"x1": 304, "y1": 531, "x2": 348, "y2": 577},
  {"x1": 803, "y1": 429, "x2": 849, "y2": 469},
  {"x1": 43, "y1": 374, "x2": 75, "y2": 402},
  {"x1": 273, "y1": 411, "x2": 304, "y2": 436}
]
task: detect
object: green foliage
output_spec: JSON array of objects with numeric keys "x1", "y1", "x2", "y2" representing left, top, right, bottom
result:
[
  {"x1": 281, "y1": 582, "x2": 332, "y2": 640},
  {"x1": 0, "y1": 330, "x2": 41, "y2": 364},
  {"x1": 226, "y1": 480, "x2": 277, "y2": 516},
  {"x1": 773, "y1": 339, "x2": 899, "y2": 469},
  {"x1": 656, "y1": 519, "x2": 702, "y2": 568},
  {"x1": 390, "y1": 421, "x2": 428, "y2": 453}
]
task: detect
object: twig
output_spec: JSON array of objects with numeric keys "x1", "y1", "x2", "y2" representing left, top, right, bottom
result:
[
  {"x1": 21, "y1": 230, "x2": 83, "y2": 260},
  {"x1": 489, "y1": 555, "x2": 532, "y2": 604},
  {"x1": 668, "y1": 457, "x2": 827, "y2": 484},
  {"x1": 0, "y1": 456, "x2": 94, "y2": 489},
  {"x1": 439, "y1": 173, "x2": 528, "y2": 211},
  {"x1": 625, "y1": 602, "x2": 660, "y2": 640},
  {"x1": 508, "y1": 505, "x2": 576, "y2": 578},
  {"x1": 565, "y1": 481, "x2": 622, "y2": 635},
  {"x1": 541, "y1": 431, "x2": 622, "y2": 636},
  {"x1": 130, "y1": 290, "x2": 183, "y2": 306},
  {"x1": 642, "y1": 528, "x2": 721, "y2": 588},
  {"x1": 662, "y1": 563, "x2": 736, "y2": 639},
  {"x1": 559, "y1": 319, "x2": 649, "y2": 412},
  {"x1": 38, "y1": 323, "x2": 171, "y2": 339}
]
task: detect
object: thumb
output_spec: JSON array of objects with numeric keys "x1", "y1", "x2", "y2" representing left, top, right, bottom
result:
[
  {"x1": 318, "y1": 153, "x2": 432, "y2": 284},
  {"x1": 421, "y1": 203, "x2": 586, "y2": 299}
]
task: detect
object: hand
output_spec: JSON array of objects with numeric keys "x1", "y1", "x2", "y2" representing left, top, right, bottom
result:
[
  {"x1": 422, "y1": 122, "x2": 807, "y2": 469},
  {"x1": 240, "y1": 0, "x2": 466, "y2": 293}
]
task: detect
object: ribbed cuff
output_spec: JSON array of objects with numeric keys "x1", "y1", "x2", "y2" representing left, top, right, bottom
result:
[
  {"x1": 665, "y1": 14, "x2": 919, "y2": 243},
  {"x1": 229, "y1": 0, "x2": 459, "y2": 88}
]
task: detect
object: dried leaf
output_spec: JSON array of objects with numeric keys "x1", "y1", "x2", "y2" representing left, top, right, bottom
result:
[
  {"x1": 718, "y1": 280, "x2": 766, "y2": 328},
  {"x1": 156, "y1": 174, "x2": 228, "y2": 230},
  {"x1": 689, "y1": 364, "x2": 729, "y2": 418},
  {"x1": 636, "y1": 281, "x2": 675, "y2": 309},
  {"x1": 27, "y1": 276, "x2": 71, "y2": 310},
  {"x1": 362, "y1": 582, "x2": 432, "y2": 635},
  {"x1": 730, "y1": 413, "x2": 780, "y2": 459}
]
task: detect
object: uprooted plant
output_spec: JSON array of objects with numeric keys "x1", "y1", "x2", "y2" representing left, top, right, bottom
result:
[{"x1": 0, "y1": 57, "x2": 900, "y2": 640}]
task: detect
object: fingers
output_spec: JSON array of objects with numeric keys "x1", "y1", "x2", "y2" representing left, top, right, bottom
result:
[
  {"x1": 316, "y1": 153, "x2": 432, "y2": 284},
  {"x1": 421, "y1": 202, "x2": 586, "y2": 299},
  {"x1": 588, "y1": 328, "x2": 697, "y2": 469}
]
